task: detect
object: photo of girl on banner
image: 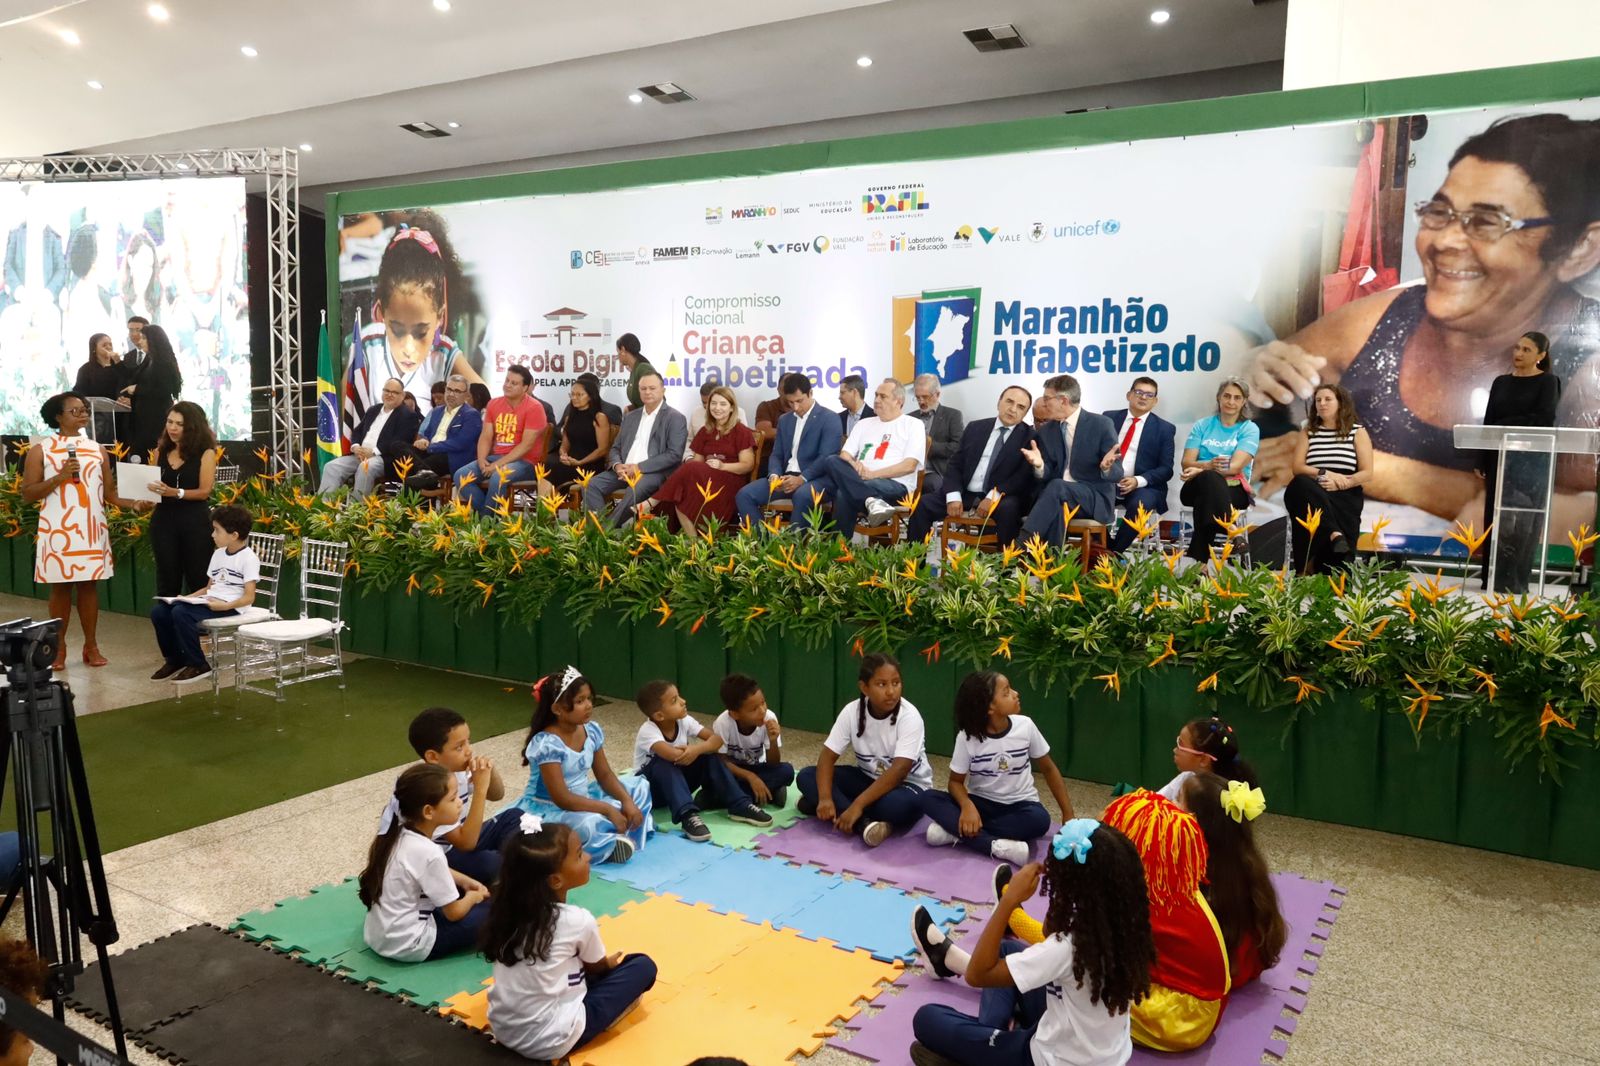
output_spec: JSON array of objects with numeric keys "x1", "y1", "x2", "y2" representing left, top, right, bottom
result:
[{"x1": 1245, "y1": 112, "x2": 1600, "y2": 541}]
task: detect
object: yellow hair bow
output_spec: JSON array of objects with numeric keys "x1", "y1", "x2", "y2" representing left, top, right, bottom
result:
[{"x1": 1221, "y1": 780, "x2": 1266, "y2": 823}]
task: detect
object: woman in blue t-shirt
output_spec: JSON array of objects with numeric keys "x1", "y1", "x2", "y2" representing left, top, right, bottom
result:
[{"x1": 1180, "y1": 378, "x2": 1260, "y2": 565}]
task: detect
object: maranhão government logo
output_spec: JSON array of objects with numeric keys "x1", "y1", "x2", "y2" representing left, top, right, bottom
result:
[{"x1": 891, "y1": 286, "x2": 981, "y2": 387}]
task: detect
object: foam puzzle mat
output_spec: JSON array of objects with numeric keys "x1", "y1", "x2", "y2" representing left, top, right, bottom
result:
[{"x1": 650, "y1": 780, "x2": 805, "y2": 849}]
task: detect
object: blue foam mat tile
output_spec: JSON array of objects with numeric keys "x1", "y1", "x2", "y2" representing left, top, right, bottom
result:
[
  {"x1": 786, "y1": 879, "x2": 966, "y2": 962},
  {"x1": 657, "y1": 849, "x2": 833, "y2": 927},
  {"x1": 593, "y1": 832, "x2": 732, "y2": 892}
]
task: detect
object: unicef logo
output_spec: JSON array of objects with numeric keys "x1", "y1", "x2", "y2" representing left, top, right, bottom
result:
[{"x1": 1103, "y1": 219, "x2": 1122, "y2": 235}]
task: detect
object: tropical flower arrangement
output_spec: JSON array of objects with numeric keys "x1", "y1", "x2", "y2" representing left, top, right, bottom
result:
[{"x1": 2, "y1": 449, "x2": 1596, "y2": 777}]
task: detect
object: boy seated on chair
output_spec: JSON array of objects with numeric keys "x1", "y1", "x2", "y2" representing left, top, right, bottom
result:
[
  {"x1": 150, "y1": 505, "x2": 258, "y2": 683},
  {"x1": 377, "y1": 706, "x2": 520, "y2": 883}
]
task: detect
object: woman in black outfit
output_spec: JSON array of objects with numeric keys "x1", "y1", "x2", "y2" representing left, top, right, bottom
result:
[
  {"x1": 1284, "y1": 383, "x2": 1373, "y2": 574},
  {"x1": 75, "y1": 333, "x2": 130, "y2": 443},
  {"x1": 1479, "y1": 331, "x2": 1562, "y2": 593},
  {"x1": 146, "y1": 400, "x2": 219, "y2": 598},
  {"x1": 120, "y1": 323, "x2": 183, "y2": 458},
  {"x1": 545, "y1": 377, "x2": 613, "y2": 489}
]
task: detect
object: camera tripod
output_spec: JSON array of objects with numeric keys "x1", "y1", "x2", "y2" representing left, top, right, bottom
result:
[{"x1": 0, "y1": 617, "x2": 127, "y2": 1062}]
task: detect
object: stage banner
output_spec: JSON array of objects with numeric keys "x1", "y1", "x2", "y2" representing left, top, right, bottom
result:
[{"x1": 336, "y1": 99, "x2": 1600, "y2": 546}]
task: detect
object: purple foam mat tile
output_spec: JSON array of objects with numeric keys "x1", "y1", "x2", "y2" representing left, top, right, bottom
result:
[
  {"x1": 827, "y1": 975, "x2": 976, "y2": 1062},
  {"x1": 755, "y1": 816, "x2": 1052, "y2": 904},
  {"x1": 1259, "y1": 874, "x2": 1346, "y2": 994}
]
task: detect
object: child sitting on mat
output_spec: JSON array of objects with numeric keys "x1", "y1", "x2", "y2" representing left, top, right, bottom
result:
[
  {"x1": 712, "y1": 673, "x2": 795, "y2": 809},
  {"x1": 631, "y1": 679, "x2": 771, "y2": 844},
  {"x1": 1159, "y1": 715, "x2": 1259, "y2": 803},
  {"x1": 360, "y1": 763, "x2": 491, "y2": 962},
  {"x1": 516, "y1": 666, "x2": 652, "y2": 865},
  {"x1": 918, "y1": 671, "x2": 1074, "y2": 867},
  {"x1": 483, "y1": 814, "x2": 658, "y2": 1063},
  {"x1": 797, "y1": 652, "x2": 932, "y2": 848},
  {"x1": 376, "y1": 706, "x2": 520, "y2": 883},
  {"x1": 906, "y1": 821, "x2": 1155, "y2": 1066},
  {"x1": 1181, "y1": 771, "x2": 1285, "y2": 994}
]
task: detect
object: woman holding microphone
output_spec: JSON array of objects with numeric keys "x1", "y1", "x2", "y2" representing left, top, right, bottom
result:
[{"x1": 21, "y1": 392, "x2": 152, "y2": 670}]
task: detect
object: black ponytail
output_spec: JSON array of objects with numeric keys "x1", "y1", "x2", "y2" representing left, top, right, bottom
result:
[
  {"x1": 1182, "y1": 715, "x2": 1258, "y2": 788},
  {"x1": 358, "y1": 763, "x2": 453, "y2": 908},
  {"x1": 523, "y1": 671, "x2": 592, "y2": 765},
  {"x1": 482, "y1": 822, "x2": 575, "y2": 966},
  {"x1": 855, "y1": 652, "x2": 902, "y2": 737}
]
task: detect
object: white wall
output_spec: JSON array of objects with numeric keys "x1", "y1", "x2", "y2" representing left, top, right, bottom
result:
[{"x1": 1284, "y1": 0, "x2": 1600, "y2": 89}]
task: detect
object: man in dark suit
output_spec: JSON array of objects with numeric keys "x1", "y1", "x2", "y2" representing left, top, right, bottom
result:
[
  {"x1": 388, "y1": 374, "x2": 484, "y2": 488},
  {"x1": 317, "y1": 376, "x2": 421, "y2": 499},
  {"x1": 837, "y1": 374, "x2": 874, "y2": 438},
  {"x1": 735, "y1": 372, "x2": 844, "y2": 526},
  {"x1": 1016, "y1": 374, "x2": 1123, "y2": 546},
  {"x1": 1104, "y1": 376, "x2": 1177, "y2": 552},
  {"x1": 124, "y1": 315, "x2": 150, "y2": 371},
  {"x1": 906, "y1": 385, "x2": 1034, "y2": 545},
  {"x1": 583, "y1": 369, "x2": 687, "y2": 526},
  {"x1": 909, "y1": 374, "x2": 965, "y2": 478}
]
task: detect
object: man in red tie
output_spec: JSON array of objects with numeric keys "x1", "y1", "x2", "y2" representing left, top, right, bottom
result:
[{"x1": 1104, "y1": 377, "x2": 1177, "y2": 552}]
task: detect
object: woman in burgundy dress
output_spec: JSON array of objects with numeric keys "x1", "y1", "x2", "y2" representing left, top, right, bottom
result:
[{"x1": 638, "y1": 386, "x2": 755, "y2": 531}]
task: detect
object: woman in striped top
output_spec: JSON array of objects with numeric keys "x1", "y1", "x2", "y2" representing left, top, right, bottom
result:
[{"x1": 1284, "y1": 384, "x2": 1372, "y2": 574}]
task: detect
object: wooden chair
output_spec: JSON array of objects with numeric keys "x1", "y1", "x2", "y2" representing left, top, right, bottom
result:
[
  {"x1": 1065, "y1": 518, "x2": 1109, "y2": 563},
  {"x1": 938, "y1": 512, "x2": 1003, "y2": 556}
]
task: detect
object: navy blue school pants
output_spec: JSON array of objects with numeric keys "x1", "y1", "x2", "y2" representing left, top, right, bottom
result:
[
  {"x1": 918, "y1": 791, "x2": 1052, "y2": 855},
  {"x1": 426, "y1": 895, "x2": 492, "y2": 959},
  {"x1": 444, "y1": 806, "x2": 525, "y2": 883},
  {"x1": 151, "y1": 601, "x2": 236, "y2": 669},
  {"x1": 722, "y1": 760, "x2": 795, "y2": 805},
  {"x1": 573, "y1": 954, "x2": 658, "y2": 1050},
  {"x1": 912, "y1": 942, "x2": 1043, "y2": 1065},
  {"x1": 796, "y1": 764, "x2": 923, "y2": 830},
  {"x1": 642, "y1": 753, "x2": 747, "y2": 822}
]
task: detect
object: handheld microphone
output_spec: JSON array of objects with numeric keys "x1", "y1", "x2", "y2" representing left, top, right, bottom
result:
[{"x1": 65, "y1": 442, "x2": 79, "y2": 483}]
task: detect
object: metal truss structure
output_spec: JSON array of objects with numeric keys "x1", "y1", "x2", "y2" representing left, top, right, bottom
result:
[{"x1": 0, "y1": 149, "x2": 302, "y2": 471}]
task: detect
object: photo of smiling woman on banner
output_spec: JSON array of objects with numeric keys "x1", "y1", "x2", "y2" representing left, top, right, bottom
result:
[{"x1": 1245, "y1": 113, "x2": 1600, "y2": 540}]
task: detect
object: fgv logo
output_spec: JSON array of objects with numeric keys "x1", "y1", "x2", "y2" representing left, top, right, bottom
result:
[
  {"x1": 765, "y1": 241, "x2": 815, "y2": 254},
  {"x1": 862, "y1": 188, "x2": 931, "y2": 214}
]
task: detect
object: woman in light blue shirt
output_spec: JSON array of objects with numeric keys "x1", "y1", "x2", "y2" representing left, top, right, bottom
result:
[{"x1": 1180, "y1": 378, "x2": 1259, "y2": 564}]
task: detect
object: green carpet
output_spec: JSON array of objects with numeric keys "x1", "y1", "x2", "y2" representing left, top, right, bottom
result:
[{"x1": 12, "y1": 660, "x2": 535, "y2": 854}]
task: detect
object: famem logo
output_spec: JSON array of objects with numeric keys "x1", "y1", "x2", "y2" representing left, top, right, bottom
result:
[{"x1": 890, "y1": 286, "x2": 981, "y2": 387}]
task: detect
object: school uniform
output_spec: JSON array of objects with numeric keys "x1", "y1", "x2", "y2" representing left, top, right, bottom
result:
[
  {"x1": 517, "y1": 722, "x2": 653, "y2": 863},
  {"x1": 376, "y1": 769, "x2": 523, "y2": 883},
  {"x1": 711, "y1": 709, "x2": 795, "y2": 803},
  {"x1": 631, "y1": 715, "x2": 752, "y2": 822},
  {"x1": 918, "y1": 715, "x2": 1053, "y2": 855},
  {"x1": 150, "y1": 544, "x2": 259, "y2": 670},
  {"x1": 361, "y1": 829, "x2": 488, "y2": 962},
  {"x1": 488, "y1": 903, "x2": 658, "y2": 1062},
  {"x1": 797, "y1": 699, "x2": 932, "y2": 831}
]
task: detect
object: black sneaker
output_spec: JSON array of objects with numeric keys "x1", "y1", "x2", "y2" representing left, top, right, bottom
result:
[
  {"x1": 681, "y1": 813, "x2": 712, "y2": 843},
  {"x1": 993, "y1": 863, "x2": 1013, "y2": 907},
  {"x1": 771, "y1": 785, "x2": 789, "y2": 808},
  {"x1": 171, "y1": 665, "x2": 213, "y2": 683},
  {"x1": 150, "y1": 662, "x2": 181, "y2": 680},
  {"x1": 727, "y1": 803, "x2": 773, "y2": 828},
  {"x1": 910, "y1": 906, "x2": 954, "y2": 980},
  {"x1": 404, "y1": 471, "x2": 441, "y2": 491}
]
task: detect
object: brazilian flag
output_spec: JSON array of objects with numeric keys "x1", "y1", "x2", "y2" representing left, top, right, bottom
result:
[{"x1": 315, "y1": 320, "x2": 341, "y2": 472}]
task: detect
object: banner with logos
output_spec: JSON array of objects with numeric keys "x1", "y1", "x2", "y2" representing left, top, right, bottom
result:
[{"x1": 337, "y1": 97, "x2": 1600, "y2": 545}]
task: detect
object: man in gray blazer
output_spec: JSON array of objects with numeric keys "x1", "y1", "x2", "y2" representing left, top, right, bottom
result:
[
  {"x1": 582, "y1": 370, "x2": 687, "y2": 526},
  {"x1": 1016, "y1": 374, "x2": 1123, "y2": 546},
  {"x1": 909, "y1": 374, "x2": 965, "y2": 478}
]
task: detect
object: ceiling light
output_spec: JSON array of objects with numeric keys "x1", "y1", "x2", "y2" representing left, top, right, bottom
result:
[
  {"x1": 628, "y1": 93, "x2": 643, "y2": 104},
  {"x1": 963, "y1": 24, "x2": 1028, "y2": 52},
  {"x1": 400, "y1": 121, "x2": 451, "y2": 139},
  {"x1": 433, "y1": 0, "x2": 451, "y2": 9},
  {"x1": 147, "y1": 4, "x2": 170, "y2": 21},
  {"x1": 240, "y1": 45, "x2": 258, "y2": 57},
  {"x1": 299, "y1": 143, "x2": 313, "y2": 152},
  {"x1": 1150, "y1": 10, "x2": 1171, "y2": 24},
  {"x1": 59, "y1": 29, "x2": 81, "y2": 45},
  {"x1": 446, "y1": 121, "x2": 460, "y2": 128},
  {"x1": 86, "y1": 80, "x2": 103, "y2": 90},
  {"x1": 637, "y1": 83, "x2": 695, "y2": 104},
  {"x1": 856, "y1": 56, "x2": 873, "y2": 68}
]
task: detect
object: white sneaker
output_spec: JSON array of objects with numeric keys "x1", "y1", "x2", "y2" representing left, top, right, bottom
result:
[
  {"x1": 990, "y1": 839, "x2": 1030, "y2": 867},
  {"x1": 864, "y1": 497, "x2": 895, "y2": 518},
  {"x1": 861, "y1": 821, "x2": 891, "y2": 847},
  {"x1": 925, "y1": 823, "x2": 958, "y2": 847}
]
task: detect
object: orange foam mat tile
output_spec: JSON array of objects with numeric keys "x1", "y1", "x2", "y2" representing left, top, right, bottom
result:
[{"x1": 700, "y1": 923, "x2": 903, "y2": 1028}]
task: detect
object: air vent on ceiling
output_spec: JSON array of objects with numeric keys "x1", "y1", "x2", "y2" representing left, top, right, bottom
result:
[
  {"x1": 400, "y1": 121, "x2": 451, "y2": 139},
  {"x1": 964, "y1": 24, "x2": 1027, "y2": 52},
  {"x1": 638, "y1": 83, "x2": 695, "y2": 104}
]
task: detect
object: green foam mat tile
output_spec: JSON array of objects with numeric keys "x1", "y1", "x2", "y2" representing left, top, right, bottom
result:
[
  {"x1": 569, "y1": 873, "x2": 651, "y2": 917},
  {"x1": 650, "y1": 782, "x2": 803, "y2": 850}
]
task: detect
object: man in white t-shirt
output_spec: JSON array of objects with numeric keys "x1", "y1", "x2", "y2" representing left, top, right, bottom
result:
[
  {"x1": 150, "y1": 504, "x2": 259, "y2": 683},
  {"x1": 794, "y1": 378, "x2": 927, "y2": 534}
]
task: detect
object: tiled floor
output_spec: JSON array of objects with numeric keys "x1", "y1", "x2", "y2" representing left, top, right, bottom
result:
[{"x1": 7, "y1": 594, "x2": 1599, "y2": 1065}]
